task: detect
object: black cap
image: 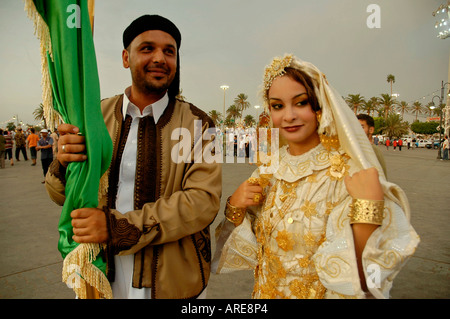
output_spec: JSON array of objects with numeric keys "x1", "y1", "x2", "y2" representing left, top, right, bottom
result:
[{"x1": 123, "y1": 15, "x2": 181, "y2": 49}]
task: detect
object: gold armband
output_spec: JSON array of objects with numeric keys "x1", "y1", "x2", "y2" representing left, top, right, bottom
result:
[
  {"x1": 348, "y1": 198, "x2": 384, "y2": 225},
  {"x1": 225, "y1": 196, "x2": 246, "y2": 226}
]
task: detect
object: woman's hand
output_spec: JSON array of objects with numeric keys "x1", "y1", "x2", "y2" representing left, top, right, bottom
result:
[
  {"x1": 57, "y1": 124, "x2": 87, "y2": 167},
  {"x1": 344, "y1": 167, "x2": 383, "y2": 201},
  {"x1": 229, "y1": 178, "x2": 264, "y2": 209}
]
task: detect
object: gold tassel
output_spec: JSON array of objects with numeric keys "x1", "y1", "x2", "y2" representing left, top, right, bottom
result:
[
  {"x1": 62, "y1": 243, "x2": 113, "y2": 299},
  {"x1": 24, "y1": 0, "x2": 62, "y2": 131}
]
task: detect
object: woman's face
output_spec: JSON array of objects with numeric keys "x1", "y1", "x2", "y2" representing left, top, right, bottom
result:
[{"x1": 268, "y1": 75, "x2": 320, "y2": 155}]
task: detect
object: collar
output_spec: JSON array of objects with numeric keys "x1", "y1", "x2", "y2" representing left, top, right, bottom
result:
[
  {"x1": 274, "y1": 144, "x2": 333, "y2": 182},
  {"x1": 122, "y1": 87, "x2": 169, "y2": 123}
]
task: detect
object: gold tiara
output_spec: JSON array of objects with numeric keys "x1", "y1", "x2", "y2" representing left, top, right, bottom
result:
[{"x1": 263, "y1": 54, "x2": 293, "y2": 91}]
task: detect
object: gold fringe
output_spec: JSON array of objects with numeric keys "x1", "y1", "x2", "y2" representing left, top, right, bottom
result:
[
  {"x1": 62, "y1": 243, "x2": 113, "y2": 299},
  {"x1": 24, "y1": 0, "x2": 62, "y2": 131}
]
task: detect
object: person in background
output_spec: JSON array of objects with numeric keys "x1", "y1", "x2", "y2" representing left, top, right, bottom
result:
[
  {"x1": 26, "y1": 128, "x2": 40, "y2": 166},
  {"x1": 14, "y1": 127, "x2": 28, "y2": 161},
  {"x1": 3, "y1": 130, "x2": 13, "y2": 166},
  {"x1": 357, "y1": 114, "x2": 387, "y2": 178},
  {"x1": 443, "y1": 136, "x2": 449, "y2": 160},
  {"x1": 36, "y1": 129, "x2": 53, "y2": 183},
  {"x1": 0, "y1": 129, "x2": 5, "y2": 169}
]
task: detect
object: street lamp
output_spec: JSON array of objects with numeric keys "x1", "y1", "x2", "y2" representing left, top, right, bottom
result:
[
  {"x1": 220, "y1": 85, "x2": 229, "y2": 127},
  {"x1": 433, "y1": 1, "x2": 450, "y2": 39},
  {"x1": 430, "y1": 81, "x2": 449, "y2": 159},
  {"x1": 254, "y1": 105, "x2": 260, "y2": 126}
]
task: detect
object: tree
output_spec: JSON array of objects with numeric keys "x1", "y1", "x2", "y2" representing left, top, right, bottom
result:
[
  {"x1": 234, "y1": 93, "x2": 250, "y2": 122},
  {"x1": 362, "y1": 97, "x2": 379, "y2": 116},
  {"x1": 208, "y1": 110, "x2": 222, "y2": 126},
  {"x1": 411, "y1": 101, "x2": 424, "y2": 121},
  {"x1": 379, "y1": 113, "x2": 409, "y2": 139},
  {"x1": 6, "y1": 122, "x2": 16, "y2": 131},
  {"x1": 378, "y1": 93, "x2": 398, "y2": 120},
  {"x1": 345, "y1": 94, "x2": 365, "y2": 114},
  {"x1": 226, "y1": 104, "x2": 241, "y2": 126},
  {"x1": 411, "y1": 121, "x2": 442, "y2": 135},
  {"x1": 33, "y1": 103, "x2": 47, "y2": 129},
  {"x1": 243, "y1": 114, "x2": 256, "y2": 127},
  {"x1": 387, "y1": 74, "x2": 395, "y2": 96},
  {"x1": 396, "y1": 101, "x2": 409, "y2": 119}
]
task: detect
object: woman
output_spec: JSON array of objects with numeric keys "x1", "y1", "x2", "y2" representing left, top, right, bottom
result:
[{"x1": 212, "y1": 55, "x2": 419, "y2": 299}]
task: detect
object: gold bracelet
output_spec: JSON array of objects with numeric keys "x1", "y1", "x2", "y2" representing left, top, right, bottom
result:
[
  {"x1": 348, "y1": 198, "x2": 384, "y2": 225},
  {"x1": 225, "y1": 196, "x2": 246, "y2": 226}
]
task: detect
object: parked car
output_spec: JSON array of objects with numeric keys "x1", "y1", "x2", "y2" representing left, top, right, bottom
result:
[
  {"x1": 415, "y1": 139, "x2": 429, "y2": 148},
  {"x1": 426, "y1": 140, "x2": 442, "y2": 149}
]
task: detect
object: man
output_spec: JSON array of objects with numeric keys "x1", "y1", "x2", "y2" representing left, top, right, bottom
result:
[
  {"x1": 443, "y1": 136, "x2": 449, "y2": 160},
  {"x1": 4, "y1": 130, "x2": 13, "y2": 166},
  {"x1": 36, "y1": 129, "x2": 53, "y2": 183},
  {"x1": 45, "y1": 15, "x2": 222, "y2": 299},
  {"x1": 0, "y1": 129, "x2": 5, "y2": 169},
  {"x1": 26, "y1": 127, "x2": 40, "y2": 166},
  {"x1": 357, "y1": 114, "x2": 387, "y2": 178},
  {"x1": 14, "y1": 127, "x2": 28, "y2": 161}
]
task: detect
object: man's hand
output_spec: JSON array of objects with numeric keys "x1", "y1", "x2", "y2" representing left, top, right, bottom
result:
[
  {"x1": 71, "y1": 208, "x2": 108, "y2": 243},
  {"x1": 57, "y1": 124, "x2": 87, "y2": 167}
]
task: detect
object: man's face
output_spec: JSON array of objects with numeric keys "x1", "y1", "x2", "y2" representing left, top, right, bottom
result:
[
  {"x1": 358, "y1": 119, "x2": 374, "y2": 138},
  {"x1": 122, "y1": 30, "x2": 177, "y2": 95}
]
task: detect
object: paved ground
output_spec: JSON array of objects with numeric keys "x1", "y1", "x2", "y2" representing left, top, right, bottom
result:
[{"x1": 0, "y1": 145, "x2": 449, "y2": 299}]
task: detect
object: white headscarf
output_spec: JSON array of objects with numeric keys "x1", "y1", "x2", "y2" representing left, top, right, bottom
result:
[{"x1": 262, "y1": 54, "x2": 411, "y2": 220}]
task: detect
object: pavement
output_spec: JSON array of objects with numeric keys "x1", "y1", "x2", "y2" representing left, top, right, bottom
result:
[{"x1": 0, "y1": 145, "x2": 449, "y2": 299}]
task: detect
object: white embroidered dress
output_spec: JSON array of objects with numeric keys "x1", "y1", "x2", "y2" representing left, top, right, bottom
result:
[{"x1": 213, "y1": 144, "x2": 419, "y2": 299}]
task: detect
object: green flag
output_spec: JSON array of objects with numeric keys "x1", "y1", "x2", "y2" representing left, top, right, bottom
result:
[{"x1": 25, "y1": 0, "x2": 113, "y2": 298}]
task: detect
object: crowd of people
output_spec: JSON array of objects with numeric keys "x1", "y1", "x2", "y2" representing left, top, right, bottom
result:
[{"x1": 0, "y1": 126, "x2": 59, "y2": 181}]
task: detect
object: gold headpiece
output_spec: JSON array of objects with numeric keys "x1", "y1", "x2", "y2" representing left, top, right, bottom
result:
[{"x1": 263, "y1": 54, "x2": 293, "y2": 104}]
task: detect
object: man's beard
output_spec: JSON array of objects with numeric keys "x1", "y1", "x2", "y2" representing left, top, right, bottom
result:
[{"x1": 131, "y1": 68, "x2": 174, "y2": 96}]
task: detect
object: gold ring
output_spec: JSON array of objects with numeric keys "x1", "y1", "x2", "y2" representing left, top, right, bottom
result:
[
  {"x1": 248, "y1": 177, "x2": 259, "y2": 185},
  {"x1": 253, "y1": 193, "x2": 261, "y2": 203},
  {"x1": 62, "y1": 145, "x2": 66, "y2": 152}
]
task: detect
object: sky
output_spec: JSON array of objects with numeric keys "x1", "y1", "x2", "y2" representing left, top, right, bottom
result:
[{"x1": 0, "y1": 0, "x2": 449, "y2": 127}]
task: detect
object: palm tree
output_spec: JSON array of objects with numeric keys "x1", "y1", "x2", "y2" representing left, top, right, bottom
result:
[
  {"x1": 345, "y1": 94, "x2": 365, "y2": 114},
  {"x1": 208, "y1": 110, "x2": 222, "y2": 126},
  {"x1": 378, "y1": 93, "x2": 398, "y2": 120},
  {"x1": 387, "y1": 74, "x2": 395, "y2": 96},
  {"x1": 396, "y1": 101, "x2": 409, "y2": 119},
  {"x1": 362, "y1": 97, "x2": 379, "y2": 116},
  {"x1": 380, "y1": 113, "x2": 409, "y2": 139},
  {"x1": 234, "y1": 93, "x2": 250, "y2": 122},
  {"x1": 243, "y1": 114, "x2": 256, "y2": 127},
  {"x1": 411, "y1": 101, "x2": 424, "y2": 121},
  {"x1": 226, "y1": 104, "x2": 241, "y2": 125},
  {"x1": 33, "y1": 103, "x2": 47, "y2": 128}
]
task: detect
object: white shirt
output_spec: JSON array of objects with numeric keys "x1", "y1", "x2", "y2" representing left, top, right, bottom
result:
[{"x1": 111, "y1": 88, "x2": 168, "y2": 299}]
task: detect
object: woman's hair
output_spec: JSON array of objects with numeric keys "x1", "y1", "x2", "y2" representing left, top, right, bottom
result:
[{"x1": 283, "y1": 67, "x2": 321, "y2": 112}]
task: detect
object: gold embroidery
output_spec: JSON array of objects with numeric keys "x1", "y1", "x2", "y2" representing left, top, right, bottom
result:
[
  {"x1": 327, "y1": 154, "x2": 350, "y2": 180},
  {"x1": 301, "y1": 200, "x2": 317, "y2": 218},
  {"x1": 275, "y1": 230, "x2": 295, "y2": 252}
]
